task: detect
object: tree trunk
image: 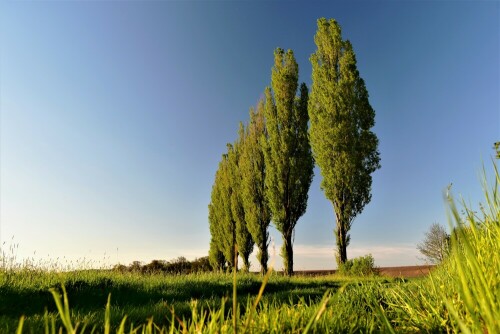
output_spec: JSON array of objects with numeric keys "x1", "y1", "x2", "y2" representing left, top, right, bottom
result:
[
  {"x1": 232, "y1": 231, "x2": 238, "y2": 272},
  {"x1": 282, "y1": 232, "x2": 294, "y2": 276},
  {"x1": 259, "y1": 232, "x2": 268, "y2": 275},
  {"x1": 336, "y1": 222, "x2": 348, "y2": 265},
  {"x1": 234, "y1": 249, "x2": 238, "y2": 271},
  {"x1": 242, "y1": 257, "x2": 250, "y2": 272},
  {"x1": 339, "y1": 231, "x2": 347, "y2": 264}
]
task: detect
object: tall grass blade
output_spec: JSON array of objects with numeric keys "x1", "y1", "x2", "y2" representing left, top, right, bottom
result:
[
  {"x1": 375, "y1": 304, "x2": 395, "y2": 334},
  {"x1": 16, "y1": 316, "x2": 24, "y2": 334},
  {"x1": 116, "y1": 316, "x2": 127, "y2": 334},
  {"x1": 302, "y1": 290, "x2": 331, "y2": 334},
  {"x1": 104, "y1": 294, "x2": 111, "y2": 334},
  {"x1": 242, "y1": 267, "x2": 273, "y2": 333},
  {"x1": 49, "y1": 285, "x2": 75, "y2": 333}
]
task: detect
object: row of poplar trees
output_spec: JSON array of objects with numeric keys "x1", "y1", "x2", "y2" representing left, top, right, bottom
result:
[{"x1": 208, "y1": 18, "x2": 380, "y2": 276}]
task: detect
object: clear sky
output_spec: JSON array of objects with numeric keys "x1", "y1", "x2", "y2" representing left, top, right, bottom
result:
[{"x1": 1, "y1": 1, "x2": 498, "y2": 270}]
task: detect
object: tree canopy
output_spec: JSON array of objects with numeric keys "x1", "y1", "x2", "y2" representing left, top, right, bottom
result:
[
  {"x1": 263, "y1": 48, "x2": 314, "y2": 276},
  {"x1": 417, "y1": 223, "x2": 450, "y2": 264},
  {"x1": 240, "y1": 99, "x2": 271, "y2": 274},
  {"x1": 229, "y1": 125, "x2": 254, "y2": 271},
  {"x1": 309, "y1": 18, "x2": 380, "y2": 265},
  {"x1": 208, "y1": 150, "x2": 237, "y2": 269}
]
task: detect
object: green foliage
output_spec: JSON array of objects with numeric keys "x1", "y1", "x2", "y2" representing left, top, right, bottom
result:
[
  {"x1": 208, "y1": 238, "x2": 226, "y2": 271},
  {"x1": 229, "y1": 125, "x2": 254, "y2": 271},
  {"x1": 240, "y1": 99, "x2": 271, "y2": 274},
  {"x1": 263, "y1": 48, "x2": 314, "y2": 276},
  {"x1": 338, "y1": 254, "x2": 378, "y2": 276},
  {"x1": 208, "y1": 179, "x2": 227, "y2": 271},
  {"x1": 208, "y1": 152, "x2": 236, "y2": 268},
  {"x1": 209, "y1": 128, "x2": 254, "y2": 272},
  {"x1": 309, "y1": 18, "x2": 381, "y2": 265}
]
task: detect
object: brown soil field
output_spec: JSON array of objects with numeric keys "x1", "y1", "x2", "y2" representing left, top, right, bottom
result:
[
  {"x1": 377, "y1": 265, "x2": 435, "y2": 278},
  {"x1": 293, "y1": 265, "x2": 435, "y2": 278}
]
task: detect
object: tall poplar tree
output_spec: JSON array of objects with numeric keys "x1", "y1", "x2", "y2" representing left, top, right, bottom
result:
[
  {"x1": 208, "y1": 165, "x2": 224, "y2": 269},
  {"x1": 263, "y1": 48, "x2": 314, "y2": 276},
  {"x1": 208, "y1": 164, "x2": 227, "y2": 272},
  {"x1": 229, "y1": 125, "x2": 254, "y2": 271},
  {"x1": 309, "y1": 18, "x2": 381, "y2": 265},
  {"x1": 240, "y1": 99, "x2": 271, "y2": 274},
  {"x1": 209, "y1": 151, "x2": 237, "y2": 269}
]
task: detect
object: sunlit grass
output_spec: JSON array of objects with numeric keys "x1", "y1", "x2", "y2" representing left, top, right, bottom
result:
[{"x1": 383, "y1": 160, "x2": 500, "y2": 333}]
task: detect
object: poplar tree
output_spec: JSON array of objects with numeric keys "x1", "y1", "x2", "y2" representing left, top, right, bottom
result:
[
  {"x1": 263, "y1": 48, "x2": 314, "y2": 276},
  {"x1": 208, "y1": 166, "x2": 224, "y2": 270},
  {"x1": 240, "y1": 99, "x2": 271, "y2": 274},
  {"x1": 229, "y1": 126, "x2": 254, "y2": 271},
  {"x1": 208, "y1": 237, "x2": 226, "y2": 271},
  {"x1": 309, "y1": 18, "x2": 380, "y2": 265},
  {"x1": 209, "y1": 151, "x2": 237, "y2": 269}
]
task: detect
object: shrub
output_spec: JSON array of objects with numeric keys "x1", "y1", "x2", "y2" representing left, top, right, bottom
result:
[{"x1": 338, "y1": 254, "x2": 378, "y2": 276}]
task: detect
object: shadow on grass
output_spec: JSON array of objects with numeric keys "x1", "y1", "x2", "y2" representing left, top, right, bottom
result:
[{"x1": 0, "y1": 274, "x2": 346, "y2": 330}]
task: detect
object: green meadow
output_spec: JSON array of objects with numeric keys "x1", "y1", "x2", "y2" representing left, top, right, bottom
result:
[
  {"x1": 2, "y1": 270, "x2": 389, "y2": 333},
  {"x1": 2, "y1": 163, "x2": 499, "y2": 333}
]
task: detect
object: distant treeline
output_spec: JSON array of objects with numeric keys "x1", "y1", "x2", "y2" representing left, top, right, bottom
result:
[{"x1": 113, "y1": 256, "x2": 212, "y2": 274}]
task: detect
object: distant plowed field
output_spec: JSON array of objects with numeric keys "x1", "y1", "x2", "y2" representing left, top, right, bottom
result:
[{"x1": 293, "y1": 265, "x2": 435, "y2": 278}]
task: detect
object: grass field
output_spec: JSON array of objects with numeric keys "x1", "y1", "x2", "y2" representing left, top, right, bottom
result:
[
  {"x1": 3, "y1": 165, "x2": 499, "y2": 333},
  {"x1": 1, "y1": 244, "x2": 497, "y2": 334},
  {"x1": 1, "y1": 270, "x2": 398, "y2": 333}
]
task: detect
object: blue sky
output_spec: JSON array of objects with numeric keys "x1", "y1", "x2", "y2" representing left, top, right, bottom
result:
[{"x1": 1, "y1": 1, "x2": 498, "y2": 270}]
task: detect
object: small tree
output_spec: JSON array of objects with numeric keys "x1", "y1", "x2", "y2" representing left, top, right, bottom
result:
[{"x1": 417, "y1": 223, "x2": 450, "y2": 264}]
